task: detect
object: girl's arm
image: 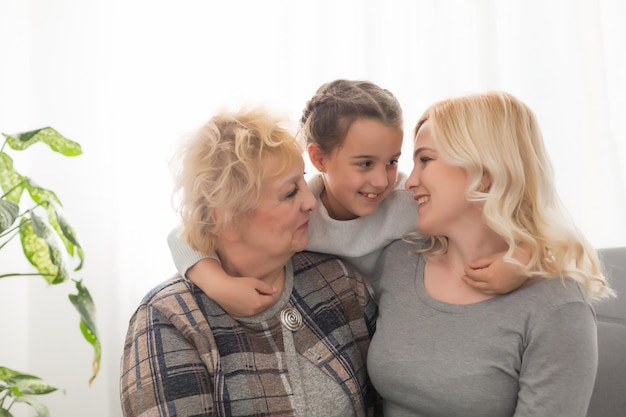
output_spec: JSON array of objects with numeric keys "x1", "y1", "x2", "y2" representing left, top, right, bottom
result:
[
  {"x1": 187, "y1": 259, "x2": 278, "y2": 317},
  {"x1": 167, "y1": 227, "x2": 277, "y2": 317},
  {"x1": 462, "y1": 243, "x2": 531, "y2": 295}
]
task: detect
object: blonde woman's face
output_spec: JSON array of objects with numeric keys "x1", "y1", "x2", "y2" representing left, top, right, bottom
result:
[
  {"x1": 405, "y1": 121, "x2": 475, "y2": 236},
  {"x1": 314, "y1": 119, "x2": 403, "y2": 220},
  {"x1": 240, "y1": 159, "x2": 316, "y2": 257}
]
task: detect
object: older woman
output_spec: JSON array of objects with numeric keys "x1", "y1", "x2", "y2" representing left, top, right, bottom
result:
[
  {"x1": 368, "y1": 91, "x2": 614, "y2": 417},
  {"x1": 120, "y1": 108, "x2": 378, "y2": 417}
]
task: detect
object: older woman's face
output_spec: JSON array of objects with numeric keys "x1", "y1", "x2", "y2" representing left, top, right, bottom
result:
[{"x1": 240, "y1": 158, "x2": 316, "y2": 258}]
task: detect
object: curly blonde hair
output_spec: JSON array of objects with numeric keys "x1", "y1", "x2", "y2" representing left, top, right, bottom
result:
[
  {"x1": 407, "y1": 91, "x2": 613, "y2": 300},
  {"x1": 172, "y1": 107, "x2": 303, "y2": 254}
]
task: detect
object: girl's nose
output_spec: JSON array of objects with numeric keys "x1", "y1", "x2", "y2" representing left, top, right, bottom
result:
[{"x1": 371, "y1": 167, "x2": 389, "y2": 189}]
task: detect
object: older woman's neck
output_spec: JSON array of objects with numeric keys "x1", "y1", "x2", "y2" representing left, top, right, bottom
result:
[{"x1": 217, "y1": 246, "x2": 290, "y2": 289}]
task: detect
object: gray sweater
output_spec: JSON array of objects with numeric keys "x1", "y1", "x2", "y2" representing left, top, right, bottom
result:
[{"x1": 368, "y1": 239, "x2": 598, "y2": 417}]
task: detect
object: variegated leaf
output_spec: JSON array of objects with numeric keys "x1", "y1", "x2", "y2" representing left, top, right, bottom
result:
[
  {"x1": 3, "y1": 127, "x2": 82, "y2": 156},
  {"x1": 19, "y1": 215, "x2": 68, "y2": 285},
  {"x1": 69, "y1": 280, "x2": 100, "y2": 383},
  {"x1": 0, "y1": 199, "x2": 19, "y2": 233},
  {"x1": 0, "y1": 152, "x2": 27, "y2": 203}
]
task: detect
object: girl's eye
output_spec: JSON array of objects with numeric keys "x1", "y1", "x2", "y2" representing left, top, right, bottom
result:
[
  {"x1": 388, "y1": 159, "x2": 399, "y2": 167},
  {"x1": 357, "y1": 161, "x2": 373, "y2": 168}
]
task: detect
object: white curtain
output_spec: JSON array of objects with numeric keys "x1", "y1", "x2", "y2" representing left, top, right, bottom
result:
[{"x1": 1, "y1": 1, "x2": 624, "y2": 416}]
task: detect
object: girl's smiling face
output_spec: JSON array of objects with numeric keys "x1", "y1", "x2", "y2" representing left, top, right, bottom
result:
[{"x1": 309, "y1": 118, "x2": 403, "y2": 220}]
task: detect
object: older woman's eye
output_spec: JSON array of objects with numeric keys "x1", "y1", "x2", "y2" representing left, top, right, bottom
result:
[
  {"x1": 285, "y1": 186, "x2": 299, "y2": 199},
  {"x1": 420, "y1": 156, "x2": 433, "y2": 165}
]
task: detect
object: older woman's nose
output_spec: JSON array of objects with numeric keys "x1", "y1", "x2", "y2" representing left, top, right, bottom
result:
[{"x1": 302, "y1": 183, "x2": 317, "y2": 211}]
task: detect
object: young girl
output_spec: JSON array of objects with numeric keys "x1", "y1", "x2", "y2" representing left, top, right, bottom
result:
[{"x1": 168, "y1": 80, "x2": 528, "y2": 316}]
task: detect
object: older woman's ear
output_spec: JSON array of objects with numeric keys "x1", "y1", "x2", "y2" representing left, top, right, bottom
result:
[{"x1": 211, "y1": 208, "x2": 240, "y2": 242}]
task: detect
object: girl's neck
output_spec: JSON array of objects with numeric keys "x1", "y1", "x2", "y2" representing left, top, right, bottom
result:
[{"x1": 320, "y1": 188, "x2": 358, "y2": 221}]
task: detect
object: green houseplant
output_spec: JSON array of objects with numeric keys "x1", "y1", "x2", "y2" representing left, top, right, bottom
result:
[{"x1": 0, "y1": 127, "x2": 100, "y2": 417}]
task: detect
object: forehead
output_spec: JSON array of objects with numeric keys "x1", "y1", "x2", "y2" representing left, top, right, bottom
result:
[
  {"x1": 339, "y1": 119, "x2": 403, "y2": 154},
  {"x1": 415, "y1": 120, "x2": 434, "y2": 147},
  {"x1": 262, "y1": 156, "x2": 304, "y2": 190}
]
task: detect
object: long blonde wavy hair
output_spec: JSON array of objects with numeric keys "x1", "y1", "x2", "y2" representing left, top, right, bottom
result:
[{"x1": 407, "y1": 91, "x2": 614, "y2": 300}]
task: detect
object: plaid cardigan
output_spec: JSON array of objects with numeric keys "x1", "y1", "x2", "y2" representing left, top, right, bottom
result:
[{"x1": 120, "y1": 251, "x2": 379, "y2": 417}]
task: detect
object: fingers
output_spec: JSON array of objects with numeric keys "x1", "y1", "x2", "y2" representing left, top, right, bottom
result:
[
  {"x1": 467, "y1": 255, "x2": 496, "y2": 270},
  {"x1": 461, "y1": 275, "x2": 497, "y2": 294},
  {"x1": 217, "y1": 278, "x2": 278, "y2": 317},
  {"x1": 254, "y1": 279, "x2": 278, "y2": 296},
  {"x1": 464, "y1": 265, "x2": 490, "y2": 283}
]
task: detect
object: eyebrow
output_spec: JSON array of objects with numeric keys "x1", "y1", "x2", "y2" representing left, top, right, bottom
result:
[
  {"x1": 413, "y1": 147, "x2": 434, "y2": 158},
  {"x1": 275, "y1": 172, "x2": 303, "y2": 188},
  {"x1": 350, "y1": 152, "x2": 402, "y2": 160}
]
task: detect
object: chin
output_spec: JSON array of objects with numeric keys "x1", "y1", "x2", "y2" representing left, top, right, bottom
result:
[
  {"x1": 291, "y1": 239, "x2": 309, "y2": 253},
  {"x1": 416, "y1": 221, "x2": 434, "y2": 235}
]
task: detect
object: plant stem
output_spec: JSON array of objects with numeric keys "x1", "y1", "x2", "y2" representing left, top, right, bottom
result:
[
  {"x1": 0, "y1": 228, "x2": 19, "y2": 249},
  {"x1": 0, "y1": 390, "x2": 10, "y2": 410},
  {"x1": 0, "y1": 273, "x2": 55, "y2": 280}
]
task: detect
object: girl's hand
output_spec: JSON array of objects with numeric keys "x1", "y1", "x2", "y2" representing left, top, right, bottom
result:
[{"x1": 462, "y1": 251, "x2": 529, "y2": 295}]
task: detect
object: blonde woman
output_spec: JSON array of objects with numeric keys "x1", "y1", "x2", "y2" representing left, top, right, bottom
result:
[{"x1": 368, "y1": 91, "x2": 613, "y2": 417}]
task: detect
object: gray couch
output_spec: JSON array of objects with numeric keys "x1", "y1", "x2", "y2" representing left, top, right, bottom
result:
[{"x1": 587, "y1": 247, "x2": 626, "y2": 417}]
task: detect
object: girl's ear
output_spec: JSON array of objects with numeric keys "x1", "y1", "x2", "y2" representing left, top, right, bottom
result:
[{"x1": 307, "y1": 143, "x2": 327, "y2": 172}]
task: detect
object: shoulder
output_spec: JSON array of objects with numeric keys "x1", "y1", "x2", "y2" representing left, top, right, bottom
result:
[
  {"x1": 508, "y1": 277, "x2": 595, "y2": 327},
  {"x1": 293, "y1": 251, "x2": 360, "y2": 280},
  {"x1": 132, "y1": 274, "x2": 205, "y2": 320},
  {"x1": 518, "y1": 277, "x2": 590, "y2": 307},
  {"x1": 380, "y1": 239, "x2": 421, "y2": 264},
  {"x1": 138, "y1": 274, "x2": 190, "y2": 302},
  {"x1": 306, "y1": 173, "x2": 325, "y2": 197},
  {"x1": 293, "y1": 251, "x2": 368, "y2": 294}
]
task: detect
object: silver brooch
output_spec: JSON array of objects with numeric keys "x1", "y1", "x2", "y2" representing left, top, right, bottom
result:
[{"x1": 280, "y1": 306, "x2": 302, "y2": 332}]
